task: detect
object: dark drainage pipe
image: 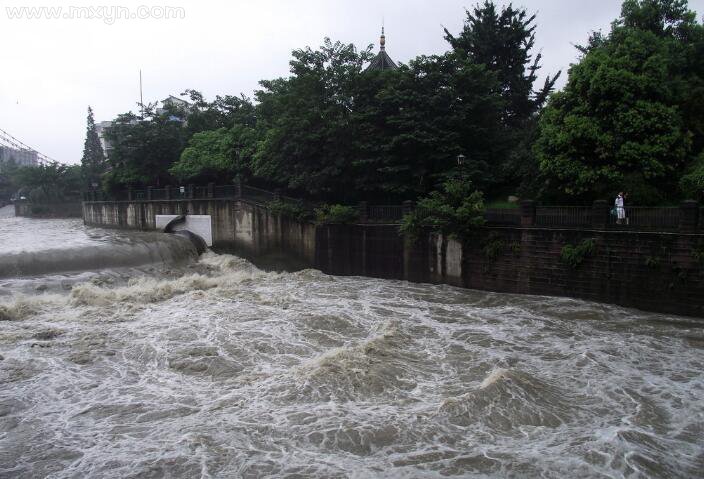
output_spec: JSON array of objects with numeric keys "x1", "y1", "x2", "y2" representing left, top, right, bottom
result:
[{"x1": 162, "y1": 214, "x2": 208, "y2": 255}]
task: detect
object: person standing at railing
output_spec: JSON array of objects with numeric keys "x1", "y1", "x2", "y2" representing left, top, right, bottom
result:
[{"x1": 615, "y1": 192, "x2": 626, "y2": 225}]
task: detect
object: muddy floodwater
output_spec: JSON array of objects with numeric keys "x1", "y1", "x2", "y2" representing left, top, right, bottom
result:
[{"x1": 1, "y1": 205, "x2": 703, "y2": 478}]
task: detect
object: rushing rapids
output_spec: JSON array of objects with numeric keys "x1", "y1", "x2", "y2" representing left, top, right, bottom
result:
[{"x1": 0, "y1": 206, "x2": 703, "y2": 478}]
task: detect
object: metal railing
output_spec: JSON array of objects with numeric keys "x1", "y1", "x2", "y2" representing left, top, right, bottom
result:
[
  {"x1": 608, "y1": 206, "x2": 680, "y2": 230},
  {"x1": 367, "y1": 205, "x2": 404, "y2": 223},
  {"x1": 213, "y1": 185, "x2": 237, "y2": 198},
  {"x1": 485, "y1": 208, "x2": 521, "y2": 226},
  {"x1": 240, "y1": 184, "x2": 276, "y2": 205},
  {"x1": 536, "y1": 206, "x2": 592, "y2": 228}
]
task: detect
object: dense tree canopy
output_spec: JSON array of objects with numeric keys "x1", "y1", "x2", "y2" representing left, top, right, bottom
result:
[
  {"x1": 350, "y1": 54, "x2": 503, "y2": 198},
  {"x1": 102, "y1": 2, "x2": 557, "y2": 203},
  {"x1": 535, "y1": 0, "x2": 704, "y2": 204}
]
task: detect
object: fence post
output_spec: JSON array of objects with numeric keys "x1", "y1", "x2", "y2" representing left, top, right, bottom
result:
[
  {"x1": 358, "y1": 201, "x2": 369, "y2": 222},
  {"x1": 91, "y1": 190, "x2": 97, "y2": 202},
  {"x1": 147, "y1": 186, "x2": 153, "y2": 201},
  {"x1": 233, "y1": 176, "x2": 242, "y2": 199},
  {"x1": 128, "y1": 187, "x2": 133, "y2": 201},
  {"x1": 164, "y1": 185, "x2": 171, "y2": 200},
  {"x1": 207, "y1": 182, "x2": 214, "y2": 199},
  {"x1": 274, "y1": 189, "x2": 281, "y2": 202},
  {"x1": 679, "y1": 200, "x2": 699, "y2": 233},
  {"x1": 187, "y1": 184, "x2": 194, "y2": 199},
  {"x1": 402, "y1": 200, "x2": 415, "y2": 216},
  {"x1": 592, "y1": 200, "x2": 609, "y2": 229},
  {"x1": 520, "y1": 200, "x2": 536, "y2": 227}
]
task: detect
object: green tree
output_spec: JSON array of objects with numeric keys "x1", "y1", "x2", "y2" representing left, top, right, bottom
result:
[
  {"x1": 400, "y1": 178, "x2": 485, "y2": 239},
  {"x1": 535, "y1": 0, "x2": 704, "y2": 203},
  {"x1": 80, "y1": 106, "x2": 106, "y2": 188},
  {"x1": 0, "y1": 158, "x2": 19, "y2": 202},
  {"x1": 350, "y1": 53, "x2": 503, "y2": 199},
  {"x1": 252, "y1": 38, "x2": 374, "y2": 199},
  {"x1": 102, "y1": 106, "x2": 189, "y2": 189},
  {"x1": 180, "y1": 89, "x2": 257, "y2": 137},
  {"x1": 169, "y1": 124, "x2": 258, "y2": 183},
  {"x1": 444, "y1": 1, "x2": 560, "y2": 124},
  {"x1": 13, "y1": 163, "x2": 82, "y2": 203},
  {"x1": 444, "y1": 2, "x2": 561, "y2": 196}
]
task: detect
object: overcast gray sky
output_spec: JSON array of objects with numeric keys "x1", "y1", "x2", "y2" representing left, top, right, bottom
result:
[{"x1": 1, "y1": 0, "x2": 703, "y2": 164}]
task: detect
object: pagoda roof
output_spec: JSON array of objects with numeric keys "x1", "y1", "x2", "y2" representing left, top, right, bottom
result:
[{"x1": 366, "y1": 50, "x2": 398, "y2": 71}]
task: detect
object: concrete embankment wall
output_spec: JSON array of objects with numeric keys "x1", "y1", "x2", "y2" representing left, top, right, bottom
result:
[
  {"x1": 15, "y1": 201, "x2": 83, "y2": 218},
  {"x1": 83, "y1": 199, "x2": 316, "y2": 265},
  {"x1": 83, "y1": 200, "x2": 704, "y2": 317}
]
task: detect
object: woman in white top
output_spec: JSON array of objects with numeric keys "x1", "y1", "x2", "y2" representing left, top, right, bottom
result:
[{"x1": 615, "y1": 192, "x2": 625, "y2": 224}]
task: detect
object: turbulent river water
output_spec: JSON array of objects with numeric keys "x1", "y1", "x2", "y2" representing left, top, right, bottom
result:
[{"x1": 0, "y1": 205, "x2": 703, "y2": 478}]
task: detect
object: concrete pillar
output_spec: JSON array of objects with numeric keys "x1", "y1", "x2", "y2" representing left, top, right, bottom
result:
[
  {"x1": 592, "y1": 200, "x2": 609, "y2": 229},
  {"x1": 233, "y1": 176, "x2": 242, "y2": 199},
  {"x1": 207, "y1": 182, "x2": 214, "y2": 199},
  {"x1": 520, "y1": 200, "x2": 536, "y2": 227},
  {"x1": 164, "y1": 185, "x2": 171, "y2": 200},
  {"x1": 147, "y1": 186, "x2": 153, "y2": 201},
  {"x1": 187, "y1": 184, "x2": 194, "y2": 199},
  {"x1": 128, "y1": 188, "x2": 133, "y2": 201},
  {"x1": 679, "y1": 200, "x2": 699, "y2": 233},
  {"x1": 358, "y1": 201, "x2": 369, "y2": 223}
]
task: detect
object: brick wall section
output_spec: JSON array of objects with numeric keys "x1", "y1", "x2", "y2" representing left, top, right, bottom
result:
[{"x1": 461, "y1": 228, "x2": 704, "y2": 317}]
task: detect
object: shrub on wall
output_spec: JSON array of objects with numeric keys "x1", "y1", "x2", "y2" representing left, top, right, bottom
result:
[
  {"x1": 482, "y1": 234, "x2": 505, "y2": 262},
  {"x1": 560, "y1": 239, "x2": 596, "y2": 269},
  {"x1": 314, "y1": 204, "x2": 359, "y2": 224},
  {"x1": 692, "y1": 241, "x2": 704, "y2": 270},
  {"x1": 400, "y1": 179, "x2": 485, "y2": 240},
  {"x1": 266, "y1": 199, "x2": 313, "y2": 222}
]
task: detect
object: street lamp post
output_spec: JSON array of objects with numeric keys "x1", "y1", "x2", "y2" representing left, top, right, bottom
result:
[{"x1": 456, "y1": 154, "x2": 468, "y2": 182}]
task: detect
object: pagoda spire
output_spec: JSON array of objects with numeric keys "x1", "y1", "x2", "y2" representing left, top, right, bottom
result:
[{"x1": 365, "y1": 23, "x2": 398, "y2": 72}]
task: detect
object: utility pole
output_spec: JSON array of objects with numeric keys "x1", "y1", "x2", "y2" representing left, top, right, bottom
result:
[{"x1": 139, "y1": 69, "x2": 144, "y2": 118}]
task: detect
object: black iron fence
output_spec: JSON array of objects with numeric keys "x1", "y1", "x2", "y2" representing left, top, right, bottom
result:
[
  {"x1": 607, "y1": 206, "x2": 680, "y2": 230},
  {"x1": 536, "y1": 207, "x2": 592, "y2": 228},
  {"x1": 83, "y1": 184, "x2": 703, "y2": 233},
  {"x1": 485, "y1": 208, "x2": 521, "y2": 226}
]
